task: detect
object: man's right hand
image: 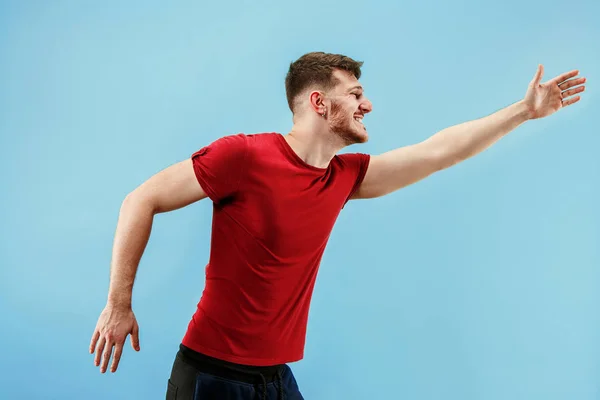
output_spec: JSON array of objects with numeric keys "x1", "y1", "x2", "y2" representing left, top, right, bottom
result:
[
  {"x1": 89, "y1": 304, "x2": 140, "y2": 373},
  {"x1": 88, "y1": 158, "x2": 207, "y2": 374}
]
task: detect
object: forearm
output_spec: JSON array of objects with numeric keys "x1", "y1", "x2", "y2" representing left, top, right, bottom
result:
[
  {"x1": 425, "y1": 100, "x2": 532, "y2": 169},
  {"x1": 107, "y1": 194, "x2": 155, "y2": 308}
]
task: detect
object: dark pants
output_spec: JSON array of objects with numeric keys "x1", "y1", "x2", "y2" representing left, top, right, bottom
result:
[{"x1": 166, "y1": 344, "x2": 305, "y2": 400}]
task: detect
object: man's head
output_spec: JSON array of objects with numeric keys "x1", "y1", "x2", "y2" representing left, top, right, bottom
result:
[{"x1": 285, "y1": 52, "x2": 373, "y2": 144}]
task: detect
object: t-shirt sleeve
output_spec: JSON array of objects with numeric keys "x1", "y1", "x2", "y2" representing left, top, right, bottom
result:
[
  {"x1": 339, "y1": 152, "x2": 371, "y2": 206},
  {"x1": 191, "y1": 133, "x2": 249, "y2": 203}
]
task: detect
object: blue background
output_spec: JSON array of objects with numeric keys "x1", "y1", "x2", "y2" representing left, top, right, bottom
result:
[{"x1": 1, "y1": 0, "x2": 598, "y2": 399}]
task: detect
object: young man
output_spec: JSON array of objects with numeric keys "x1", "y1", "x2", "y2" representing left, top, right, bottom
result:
[{"x1": 89, "y1": 52, "x2": 586, "y2": 399}]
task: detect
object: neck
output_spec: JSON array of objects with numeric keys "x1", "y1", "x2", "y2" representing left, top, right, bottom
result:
[{"x1": 283, "y1": 121, "x2": 347, "y2": 169}]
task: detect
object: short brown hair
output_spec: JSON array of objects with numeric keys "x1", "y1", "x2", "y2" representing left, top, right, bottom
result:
[{"x1": 285, "y1": 52, "x2": 363, "y2": 113}]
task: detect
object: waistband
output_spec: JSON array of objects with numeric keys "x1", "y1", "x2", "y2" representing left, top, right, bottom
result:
[{"x1": 178, "y1": 344, "x2": 285, "y2": 384}]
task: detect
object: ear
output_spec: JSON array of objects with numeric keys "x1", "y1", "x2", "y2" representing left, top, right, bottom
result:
[{"x1": 308, "y1": 90, "x2": 327, "y2": 116}]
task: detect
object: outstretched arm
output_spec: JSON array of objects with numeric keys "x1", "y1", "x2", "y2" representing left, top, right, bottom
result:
[
  {"x1": 90, "y1": 158, "x2": 207, "y2": 374},
  {"x1": 353, "y1": 66, "x2": 586, "y2": 199}
]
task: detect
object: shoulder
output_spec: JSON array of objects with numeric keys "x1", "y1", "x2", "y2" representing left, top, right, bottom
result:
[
  {"x1": 334, "y1": 152, "x2": 371, "y2": 170},
  {"x1": 193, "y1": 133, "x2": 246, "y2": 156},
  {"x1": 204, "y1": 133, "x2": 248, "y2": 151},
  {"x1": 334, "y1": 152, "x2": 372, "y2": 186},
  {"x1": 193, "y1": 132, "x2": 282, "y2": 164},
  {"x1": 331, "y1": 152, "x2": 372, "y2": 206},
  {"x1": 192, "y1": 132, "x2": 274, "y2": 158}
]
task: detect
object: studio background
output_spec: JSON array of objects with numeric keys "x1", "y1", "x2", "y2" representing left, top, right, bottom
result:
[{"x1": 1, "y1": 1, "x2": 598, "y2": 399}]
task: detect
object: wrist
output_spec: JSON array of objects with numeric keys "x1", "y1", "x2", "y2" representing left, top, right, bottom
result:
[
  {"x1": 517, "y1": 99, "x2": 535, "y2": 121},
  {"x1": 107, "y1": 292, "x2": 132, "y2": 310}
]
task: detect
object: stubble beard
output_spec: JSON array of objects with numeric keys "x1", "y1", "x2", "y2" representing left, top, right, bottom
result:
[{"x1": 328, "y1": 100, "x2": 367, "y2": 145}]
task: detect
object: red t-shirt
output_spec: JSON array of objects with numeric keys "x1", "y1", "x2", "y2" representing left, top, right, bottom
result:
[{"x1": 181, "y1": 132, "x2": 370, "y2": 366}]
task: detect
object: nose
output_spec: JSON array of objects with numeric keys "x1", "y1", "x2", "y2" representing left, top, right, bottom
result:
[{"x1": 360, "y1": 97, "x2": 373, "y2": 114}]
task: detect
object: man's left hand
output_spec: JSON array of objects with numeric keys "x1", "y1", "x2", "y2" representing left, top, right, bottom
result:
[{"x1": 524, "y1": 65, "x2": 586, "y2": 120}]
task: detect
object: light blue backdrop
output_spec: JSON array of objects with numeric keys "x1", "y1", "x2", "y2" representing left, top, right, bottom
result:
[{"x1": 1, "y1": 0, "x2": 598, "y2": 399}]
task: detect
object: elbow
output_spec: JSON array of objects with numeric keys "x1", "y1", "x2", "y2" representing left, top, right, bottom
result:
[
  {"x1": 122, "y1": 191, "x2": 140, "y2": 210},
  {"x1": 418, "y1": 140, "x2": 455, "y2": 172},
  {"x1": 121, "y1": 190, "x2": 157, "y2": 216},
  {"x1": 431, "y1": 147, "x2": 465, "y2": 171},
  {"x1": 440, "y1": 155, "x2": 464, "y2": 170},
  {"x1": 422, "y1": 136, "x2": 469, "y2": 172}
]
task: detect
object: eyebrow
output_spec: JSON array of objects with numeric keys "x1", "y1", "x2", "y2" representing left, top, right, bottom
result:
[{"x1": 347, "y1": 85, "x2": 363, "y2": 92}]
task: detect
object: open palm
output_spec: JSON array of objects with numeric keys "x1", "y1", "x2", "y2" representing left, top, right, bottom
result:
[{"x1": 524, "y1": 65, "x2": 586, "y2": 120}]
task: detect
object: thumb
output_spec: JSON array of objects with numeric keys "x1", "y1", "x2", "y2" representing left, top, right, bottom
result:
[
  {"x1": 530, "y1": 64, "x2": 544, "y2": 86},
  {"x1": 130, "y1": 322, "x2": 140, "y2": 351}
]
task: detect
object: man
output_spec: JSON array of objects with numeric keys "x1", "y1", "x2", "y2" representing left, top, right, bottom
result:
[{"x1": 89, "y1": 52, "x2": 586, "y2": 399}]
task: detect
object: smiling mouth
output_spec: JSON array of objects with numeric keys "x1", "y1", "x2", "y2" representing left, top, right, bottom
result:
[{"x1": 354, "y1": 116, "x2": 366, "y2": 129}]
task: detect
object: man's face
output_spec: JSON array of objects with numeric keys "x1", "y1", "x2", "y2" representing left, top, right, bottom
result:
[{"x1": 327, "y1": 70, "x2": 373, "y2": 145}]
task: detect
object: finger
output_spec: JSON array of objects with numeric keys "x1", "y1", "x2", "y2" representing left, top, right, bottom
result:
[
  {"x1": 551, "y1": 69, "x2": 579, "y2": 85},
  {"x1": 559, "y1": 77, "x2": 586, "y2": 90},
  {"x1": 531, "y1": 64, "x2": 544, "y2": 86},
  {"x1": 562, "y1": 85, "x2": 585, "y2": 99},
  {"x1": 90, "y1": 330, "x2": 100, "y2": 354},
  {"x1": 94, "y1": 337, "x2": 106, "y2": 367},
  {"x1": 100, "y1": 341, "x2": 114, "y2": 373},
  {"x1": 111, "y1": 342, "x2": 124, "y2": 373},
  {"x1": 130, "y1": 322, "x2": 140, "y2": 351},
  {"x1": 562, "y1": 95, "x2": 581, "y2": 107}
]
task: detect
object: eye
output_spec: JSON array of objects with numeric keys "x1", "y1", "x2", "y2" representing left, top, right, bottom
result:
[{"x1": 352, "y1": 92, "x2": 361, "y2": 99}]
